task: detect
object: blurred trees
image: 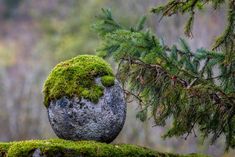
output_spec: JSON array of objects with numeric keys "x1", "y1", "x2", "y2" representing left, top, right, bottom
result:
[
  {"x1": 0, "y1": 0, "x2": 149, "y2": 141},
  {"x1": 37, "y1": 0, "x2": 103, "y2": 61},
  {"x1": 0, "y1": 0, "x2": 23, "y2": 18}
]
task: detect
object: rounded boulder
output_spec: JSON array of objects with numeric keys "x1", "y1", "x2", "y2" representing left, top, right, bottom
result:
[{"x1": 43, "y1": 55, "x2": 126, "y2": 143}]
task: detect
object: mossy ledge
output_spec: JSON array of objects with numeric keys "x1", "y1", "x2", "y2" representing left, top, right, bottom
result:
[
  {"x1": 0, "y1": 139, "x2": 209, "y2": 157},
  {"x1": 43, "y1": 55, "x2": 115, "y2": 108}
]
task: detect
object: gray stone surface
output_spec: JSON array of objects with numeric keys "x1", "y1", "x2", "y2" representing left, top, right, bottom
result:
[
  {"x1": 32, "y1": 148, "x2": 76, "y2": 157},
  {"x1": 32, "y1": 149, "x2": 45, "y2": 157},
  {"x1": 47, "y1": 79, "x2": 126, "y2": 143}
]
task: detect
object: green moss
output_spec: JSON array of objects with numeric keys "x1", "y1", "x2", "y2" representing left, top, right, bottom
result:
[
  {"x1": 0, "y1": 139, "x2": 209, "y2": 157},
  {"x1": 0, "y1": 142, "x2": 12, "y2": 157},
  {"x1": 101, "y1": 75, "x2": 115, "y2": 87},
  {"x1": 43, "y1": 55, "x2": 115, "y2": 108}
]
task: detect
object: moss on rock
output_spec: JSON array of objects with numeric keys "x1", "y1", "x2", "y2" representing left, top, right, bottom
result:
[
  {"x1": 43, "y1": 55, "x2": 115, "y2": 108},
  {"x1": 101, "y1": 75, "x2": 115, "y2": 87},
  {"x1": 0, "y1": 142, "x2": 11, "y2": 157},
  {"x1": 0, "y1": 139, "x2": 209, "y2": 157}
]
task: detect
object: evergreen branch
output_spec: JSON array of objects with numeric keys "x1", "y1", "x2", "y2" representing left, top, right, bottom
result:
[
  {"x1": 212, "y1": 0, "x2": 235, "y2": 50},
  {"x1": 184, "y1": 10, "x2": 195, "y2": 37},
  {"x1": 151, "y1": 0, "x2": 234, "y2": 60},
  {"x1": 94, "y1": 8, "x2": 235, "y2": 150},
  {"x1": 123, "y1": 89, "x2": 143, "y2": 104},
  {"x1": 200, "y1": 58, "x2": 210, "y2": 77},
  {"x1": 163, "y1": 45, "x2": 195, "y2": 57}
]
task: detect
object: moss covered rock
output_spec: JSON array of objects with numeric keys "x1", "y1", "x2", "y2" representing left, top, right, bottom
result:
[
  {"x1": 43, "y1": 55, "x2": 126, "y2": 142},
  {"x1": 43, "y1": 55, "x2": 115, "y2": 108},
  {"x1": 0, "y1": 139, "x2": 209, "y2": 157}
]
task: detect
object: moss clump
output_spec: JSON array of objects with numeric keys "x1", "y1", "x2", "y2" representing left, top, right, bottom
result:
[
  {"x1": 0, "y1": 139, "x2": 209, "y2": 157},
  {"x1": 101, "y1": 75, "x2": 115, "y2": 87},
  {"x1": 0, "y1": 142, "x2": 11, "y2": 157},
  {"x1": 43, "y1": 55, "x2": 115, "y2": 108}
]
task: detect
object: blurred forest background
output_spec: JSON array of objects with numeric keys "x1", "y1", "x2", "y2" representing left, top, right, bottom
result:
[{"x1": 0, "y1": 0, "x2": 234, "y2": 157}]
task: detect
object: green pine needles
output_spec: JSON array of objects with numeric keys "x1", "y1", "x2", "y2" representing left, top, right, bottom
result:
[{"x1": 93, "y1": 0, "x2": 235, "y2": 151}]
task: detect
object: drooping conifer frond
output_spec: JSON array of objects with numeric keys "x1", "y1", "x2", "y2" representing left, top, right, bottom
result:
[
  {"x1": 93, "y1": 4, "x2": 235, "y2": 150},
  {"x1": 151, "y1": 0, "x2": 235, "y2": 63}
]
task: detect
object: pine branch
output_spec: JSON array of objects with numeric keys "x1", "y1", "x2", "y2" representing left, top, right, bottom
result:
[
  {"x1": 212, "y1": 0, "x2": 235, "y2": 50},
  {"x1": 93, "y1": 8, "x2": 235, "y2": 150},
  {"x1": 152, "y1": 0, "x2": 235, "y2": 59}
]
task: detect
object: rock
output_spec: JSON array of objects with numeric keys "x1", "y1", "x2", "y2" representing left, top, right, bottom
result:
[
  {"x1": 1, "y1": 139, "x2": 208, "y2": 157},
  {"x1": 32, "y1": 149, "x2": 46, "y2": 157},
  {"x1": 47, "y1": 79, "x2": 126, "y2": 143},
  {"x1": 43, "y1": 55, "x2": 126, "y2": 142}
]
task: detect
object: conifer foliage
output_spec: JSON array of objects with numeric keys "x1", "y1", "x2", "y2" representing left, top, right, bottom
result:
[{"x1": 93, "y1": 0, "x2": 235, "y2": 150}]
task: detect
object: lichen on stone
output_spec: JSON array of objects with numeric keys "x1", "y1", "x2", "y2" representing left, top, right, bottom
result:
[
  {"x1": 43, "y1": 55, "x2": 115, "y2": 108},
  {"x1": 0, "y1": 139, "x2": 210, "y2": 157}
]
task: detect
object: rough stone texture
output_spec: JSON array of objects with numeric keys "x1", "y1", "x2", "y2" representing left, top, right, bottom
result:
[
  {"x1": 47, "y1": 79, "x2": 126, "y2": 143},
  {"x1": 32, "y1": 149, "x2": 45, "y2": 157},
  {"x1": 32, "y1": 148, "x2": 73, "y2": 157}
]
